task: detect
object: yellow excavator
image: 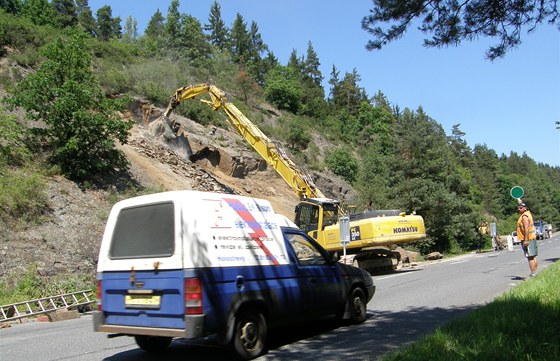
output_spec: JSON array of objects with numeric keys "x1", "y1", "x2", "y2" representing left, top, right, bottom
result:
[{"x1": 157, "y1": 83, "x2": 426, "y2": 272}]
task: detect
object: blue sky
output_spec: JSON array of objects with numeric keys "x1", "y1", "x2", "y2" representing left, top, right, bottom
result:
[{"x1": 88, "y1": 0, "x2": 560, "y2": 167}]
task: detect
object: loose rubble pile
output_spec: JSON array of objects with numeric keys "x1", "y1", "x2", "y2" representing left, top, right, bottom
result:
[{"x1": 129, "y1": 137, "x2": 237, "y2": 195}]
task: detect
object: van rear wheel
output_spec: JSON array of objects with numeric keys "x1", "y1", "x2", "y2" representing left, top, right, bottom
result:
[
  {"x1": 231, "y1": 309, "x2": 267, "y2": 360},
  {"x1": 134, "y1": 335, "x2": 172, "y2": 352}
]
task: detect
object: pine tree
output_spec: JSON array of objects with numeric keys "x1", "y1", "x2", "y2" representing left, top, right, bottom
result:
[
  {"x1": 332, "y1": 69, "x2": 366, "y2": 116},
  {"x1": 96, "y1": 5, "x2": 121, "y2": 41},
  {"x1": 76, "y1": 0, "x2": 96, "y2": 37},
  {"x1": 358, "y1": 91, "x2": 394, "y2": 153},
  {"x1": 328, "y1": 64, "x2": 340, "y2": 101},
  {"x1": 165, "y1": 0, "x2": 181, "y2": 49},
  {"x1": 229, "y1": 13, "x2": 250, "y2": 64},
  {"x1": 287, "y1": 49, "x2": 303, "y2": 75},
  {"x1": 205, "y1": 1, "x2": 228, "y2": 50},
  {"x1": 253, "y1": 50, "x2": 279, "y2": 86},
  {"x1": 145, "y1": 9, "x2": 165, "y2": 39},
  {"x1": 303, "y1": 41, "x2": 322, "y2": 87},
  {"x1": 248, "y1": 21, "x2": 266, "y2": 61},
  {"x1": 297, "y1": 41, "x2": 326, "y2": 117},
  {"x1": 472, "y1": 144, "x2": 502, "y2": 215},
  {"x1": 180, "y1": 14, "x2": 211, "y2": 63},
  {"x1": 52, "y1": 0, "x2": 77, "y2": 28}
]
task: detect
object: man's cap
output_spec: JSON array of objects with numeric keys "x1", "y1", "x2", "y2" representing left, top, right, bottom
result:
[{"x1": 518, "y1": 202, "x2": 527, "y2": 208}]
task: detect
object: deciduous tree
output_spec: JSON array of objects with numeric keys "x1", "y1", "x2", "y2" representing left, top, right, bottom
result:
[
  {"x1": 122, "y1": 15, "x2": 138, "y2": 44},
  {"x1": 20, "y1": 0, "x2": 53, "y2": 26},
  {"x1": 6, "y1": 30, "x2": 132, "y2": 181}
]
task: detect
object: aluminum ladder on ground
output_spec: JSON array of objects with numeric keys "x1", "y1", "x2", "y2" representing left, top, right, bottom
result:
[{"x1": 0, "y1": 289, "x2": 95, "y2": 323}]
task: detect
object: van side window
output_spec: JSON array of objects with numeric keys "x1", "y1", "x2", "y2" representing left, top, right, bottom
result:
[
  {"x1": 287, "y1": 233, "x2": 327, "y2": 266},
  {"x1": 109, "y1": 202, "x2": 175, "y2": 259}
]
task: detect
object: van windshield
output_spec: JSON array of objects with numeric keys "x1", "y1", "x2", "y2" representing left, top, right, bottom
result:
[{"x1": 109, "y1": 202, "x2": 175, "y2": 259}]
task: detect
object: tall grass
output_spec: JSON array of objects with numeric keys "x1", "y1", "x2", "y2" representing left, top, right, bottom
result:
[{"x1": 382, "y1": 262, "x2": 560, "y2": 361}]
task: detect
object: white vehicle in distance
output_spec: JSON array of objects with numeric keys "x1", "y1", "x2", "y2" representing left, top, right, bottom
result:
[{"x1": 511, "y1": 231, "x2": 520, "y2": 245}]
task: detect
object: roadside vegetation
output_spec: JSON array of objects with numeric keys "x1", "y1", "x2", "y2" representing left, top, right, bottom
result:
[
  {"x1": 382, "y1": 261, "x2": 560, "y2": 361},
  {"x1": 0, "y1": 265, "x2": 93, "y2": 306}
]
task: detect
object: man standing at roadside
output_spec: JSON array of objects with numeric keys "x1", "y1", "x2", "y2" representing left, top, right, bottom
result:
[{"x1": 517, "y1": 202, "x2": 538, "y2": 277}]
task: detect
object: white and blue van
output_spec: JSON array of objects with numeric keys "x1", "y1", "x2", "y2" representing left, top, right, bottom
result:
[{"x1": 93, "y1": 191, "x2": 375, "y2": 360}]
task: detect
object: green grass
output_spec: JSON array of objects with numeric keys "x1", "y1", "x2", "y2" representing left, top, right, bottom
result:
[{"x1": 381, "y1": 261, "x2": 560, "y2": 361}]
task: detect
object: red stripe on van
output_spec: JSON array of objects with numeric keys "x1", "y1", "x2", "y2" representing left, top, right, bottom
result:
[{"x1": 223, "y1": 198, "x2": 280, "y2": 265}]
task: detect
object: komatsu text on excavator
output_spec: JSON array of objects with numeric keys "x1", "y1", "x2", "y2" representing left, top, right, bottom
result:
[{"x1": 157, "y1": 83, "x2": 426, "y2": 273}]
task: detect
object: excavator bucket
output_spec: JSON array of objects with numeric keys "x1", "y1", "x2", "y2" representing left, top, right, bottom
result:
[{"x1": 146, "y1": 112, "x2": 193, "y2": 162}]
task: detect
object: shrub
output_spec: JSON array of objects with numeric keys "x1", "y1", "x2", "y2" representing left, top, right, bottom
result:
[
  {"x1": 264, "y1": 67, "x2": 303, "y2": 113},
  {"x1": 98, "y1": 67, "x2": 133, "y2": 94},
  {"x1": 175, "y1": 100, "x2": 216, "y2": 126},
  {"x1": 325, "y1": 148, "x2": 358, "y2": 184},
  {"x1": 0, "y1": 10, "x2": 53, "y2": 52},
  {"x1": 0, "y1": 111, "x2": 31, "y2": 165},
  {"x1": 286, "y1": 120, "x2": 311, "y2": 150}
]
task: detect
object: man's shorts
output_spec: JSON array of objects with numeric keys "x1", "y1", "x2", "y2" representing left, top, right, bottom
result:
[{"x1": 522, "y1": 240, "x2": 538, "y2": 257}]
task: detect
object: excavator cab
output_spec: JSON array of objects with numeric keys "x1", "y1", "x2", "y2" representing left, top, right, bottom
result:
[{"x1": 294, "y1": 199, "x2": 340, "y2": 234}]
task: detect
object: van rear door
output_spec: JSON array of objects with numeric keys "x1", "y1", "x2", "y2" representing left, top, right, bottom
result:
[{"x1": 98, "y1": 200, "x2": 185, "y2": 330}]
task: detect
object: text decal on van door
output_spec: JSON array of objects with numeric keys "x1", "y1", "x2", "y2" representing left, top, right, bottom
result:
[{"x1": 224, "y1": 198, "x2": 280, "y2": 265}]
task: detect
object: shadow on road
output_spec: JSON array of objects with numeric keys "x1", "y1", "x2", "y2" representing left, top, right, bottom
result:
[{"x1": 103, "y1": 305, "x2": 477, "y2": 361}]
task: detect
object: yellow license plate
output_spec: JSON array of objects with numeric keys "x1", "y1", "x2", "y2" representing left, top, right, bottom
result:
[{"x1": 125, "y1": 294, "x2": 161, "y2": 308}]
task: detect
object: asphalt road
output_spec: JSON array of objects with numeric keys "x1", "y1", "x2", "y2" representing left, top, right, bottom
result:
[{"x1": 1, "y1": 235, "x2": 558, "y2": 361}]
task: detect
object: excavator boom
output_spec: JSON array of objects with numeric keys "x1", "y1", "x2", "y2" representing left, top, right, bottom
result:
[{"x1": 161, "y1": 84, "x2": 325, "y2": 200}]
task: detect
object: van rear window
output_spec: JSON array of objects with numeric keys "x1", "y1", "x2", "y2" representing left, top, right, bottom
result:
[{"x1": 109, "y1": 202, "x2": 175, "y2": 259}]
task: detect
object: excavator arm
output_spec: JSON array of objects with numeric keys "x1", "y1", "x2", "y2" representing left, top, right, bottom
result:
[{"x1": 161, "y1": 83, "x2": 325, "y2": 200}]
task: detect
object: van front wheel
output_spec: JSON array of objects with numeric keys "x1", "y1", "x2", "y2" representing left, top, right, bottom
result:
[
  {"x1": 231, "y1": 309, "x2": 267, "y2": 360},
  {"x1": 134, "y1": 335, "x2": 171, "y2": 353},
  {"x1": 348, "y1": 288, "x2": 367, "y2": 324}
]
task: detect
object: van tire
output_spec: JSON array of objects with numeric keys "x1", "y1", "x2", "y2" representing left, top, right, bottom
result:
[
  {"x1": 134, "y1": 335, "x2": 172, "y2": 352},
  {"x1": 231, "y1": 309, "x2": 267, "y2": 360},
  {"x1": 347, "y1": 288, "x2": 367, "y2": 324}
]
